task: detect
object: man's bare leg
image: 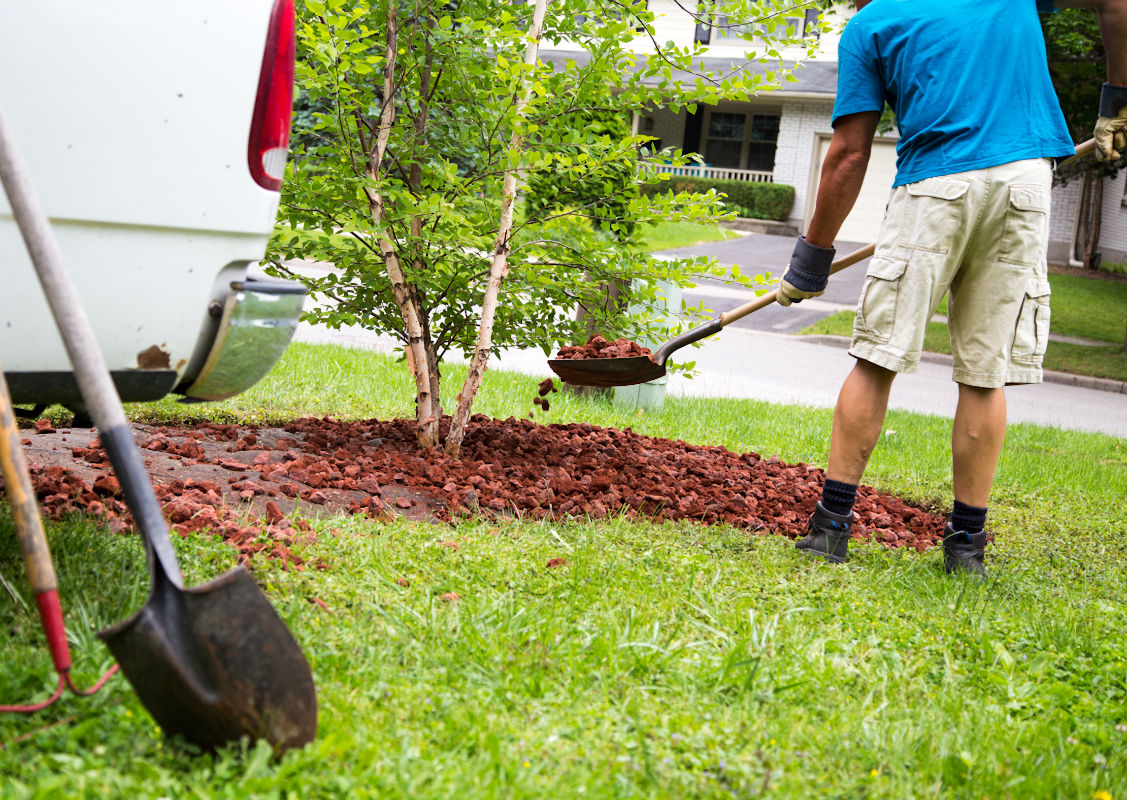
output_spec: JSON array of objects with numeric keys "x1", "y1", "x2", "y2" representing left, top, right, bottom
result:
[
  {"x1": 826, "y1": 359, "x2": 897, "y2": 484},
  {"x1": 951, "y1": 384, "x2": 1007, "y2": 507},
  {"x1": 796, "y1": 358, "x2": 895, "y2": 563},
  {"x1": 942, "y1": 383, "x2": 1005, "y2": 577}
]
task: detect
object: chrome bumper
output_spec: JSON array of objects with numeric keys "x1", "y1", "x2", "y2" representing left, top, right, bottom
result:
[{"x1": 180, "y1": 278, "x2": 306, "y2": 401}]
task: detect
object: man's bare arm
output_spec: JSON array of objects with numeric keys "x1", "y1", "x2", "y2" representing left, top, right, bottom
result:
[
  {"x1": 1054, "y1": 0, "x2": 1127, "y2": 84},
  {"x1": 805, "y1": 111, "x2": 880, "y2": 248}
]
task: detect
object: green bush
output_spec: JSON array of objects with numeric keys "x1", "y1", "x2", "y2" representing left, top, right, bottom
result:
[
  {"x1": 640, "y1": 176, "x2": 795, "y2": 221},
  {"x1": 526, "y1": 114, "x2": 639, "y2": 242}
]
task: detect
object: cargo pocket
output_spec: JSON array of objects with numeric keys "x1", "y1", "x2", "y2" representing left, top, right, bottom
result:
[
  {"x1": 1010, "y1": 279, "x2": 1051, "y2": 366},
  {"x1": 999, "y1": 185, "x2": 1048, "y2": 266},
  {"x1": 896, "y1": 177, "x2": 971, "y2": 253},
  {"x1": 855, "y1": 256, "x2": 910, "y2": 344}
]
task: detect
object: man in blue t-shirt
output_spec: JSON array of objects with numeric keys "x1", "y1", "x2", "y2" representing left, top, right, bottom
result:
[{"x1": 777, "y1": 0, "x2": 1126, "y2": 576}]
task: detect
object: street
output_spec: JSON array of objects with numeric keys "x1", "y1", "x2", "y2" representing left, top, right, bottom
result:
[{"x1": 286, "y1": 232, "x2": 1127, "y2": 439}]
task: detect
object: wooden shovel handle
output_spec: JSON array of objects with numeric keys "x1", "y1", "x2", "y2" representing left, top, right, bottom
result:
[
  {"x1": 0, "y1": 368, "x2": 71, "y2": 673},
  {"x1": 718, "y1": 242, "x2": 876, "y2": 327},
  {"x1": 0, "y1": 373, "x2": 55, "y2": 594}
]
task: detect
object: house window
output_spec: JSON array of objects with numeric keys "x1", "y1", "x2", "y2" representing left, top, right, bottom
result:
[
  {"x1": 705, "y1": 112, "x2": 745, "y2": 168},
  {"x1": 715, "y1": 15, "x2": 802, "y2": 42},
  {"x1": 704, "y1": 111, "x2": 780, "y2": 171},
  {"x1": 747, "y1": 114, "x2": 780, "y2": 171},
  {"x1": 803, "y1": 8, "x2": 821, "y2": 39},
  {"x1": 694, "y1": 17, "x2": 712, "y2": 44},
  {"x1": 578, "y1": 0, "x2": 647, "y2": 32},
  {"x1": 695, "y1": 3, "x2": 813, "y2": 44}
]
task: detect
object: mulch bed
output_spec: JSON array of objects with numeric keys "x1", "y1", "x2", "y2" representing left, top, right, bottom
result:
[{"x1": 8, "y1": 414, "x2": 947, "y2": 570}]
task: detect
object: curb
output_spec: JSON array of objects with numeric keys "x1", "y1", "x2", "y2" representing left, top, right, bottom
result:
[
  {"x1": 720, "y1": 218, "x2": 799, "y2": 237},
  {"x1": 800, "y1": 335, "x2": 1127, "y2": 395}
]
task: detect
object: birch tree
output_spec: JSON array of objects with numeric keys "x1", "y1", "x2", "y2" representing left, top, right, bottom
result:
[{"x1": 270, "y1": 0, "x2": 824, "y2": 449}]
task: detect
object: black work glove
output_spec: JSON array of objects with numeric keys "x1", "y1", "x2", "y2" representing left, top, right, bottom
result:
[{"x1": 777, "y1": 236, "x2": 835, "y2": 307}]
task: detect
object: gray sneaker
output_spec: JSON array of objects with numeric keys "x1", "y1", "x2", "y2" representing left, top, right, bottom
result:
[
  {"x1": 943, "y1": 524, "x2": 987, "y2": 578},
  {"x1": 795, "y1": 501, "x2": 852, "y2": 563}
]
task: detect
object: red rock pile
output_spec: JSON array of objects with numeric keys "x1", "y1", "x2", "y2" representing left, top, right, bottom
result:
[
  {"x1": 554, "y1": 335, "x2": 654, "y2": 360},
  {"x1": 8, "y1": 415, "x2": 947, "y2": 568}
]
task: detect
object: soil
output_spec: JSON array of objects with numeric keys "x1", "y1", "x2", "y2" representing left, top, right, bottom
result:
[
  {"x1": 1049, "y1": 261, "x2": 1127, "y2": 283},
  {"x1": 7, "y1": 415, "x2": 948, "y2": 570},
  {"x1": 554, "y1": 335, "x2": 654, "y2": 360}
]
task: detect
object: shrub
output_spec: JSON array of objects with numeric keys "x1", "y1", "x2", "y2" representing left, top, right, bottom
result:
[
  {"x1": 640, "y1": 176, "x2": 795, "y2": 221},
  {"x1": 526, "y1": 114, "x2": 639, "y2": 242}
]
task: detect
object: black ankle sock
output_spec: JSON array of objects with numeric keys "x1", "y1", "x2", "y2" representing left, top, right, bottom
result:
[
  {"x1": 950, "y1": 500, "x2": 987, "y2": 533},
  {"x1": 821, "y1": 479, "x2": 858, "y2": 516}
]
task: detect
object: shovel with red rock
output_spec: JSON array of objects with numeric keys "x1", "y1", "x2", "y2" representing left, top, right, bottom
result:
[{"x1": 549, "y1": 244, "x2": 874, "y2": 387}]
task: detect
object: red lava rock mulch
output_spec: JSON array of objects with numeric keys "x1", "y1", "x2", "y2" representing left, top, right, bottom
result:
[
  {"x1": 554, "y1": 335, "x2": 654, "y2": 361},
  {"x1": 6, "y1": 415, "x2": 947, "y2": 569}
]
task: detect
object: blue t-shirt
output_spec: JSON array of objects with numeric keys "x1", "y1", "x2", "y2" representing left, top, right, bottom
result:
[{"x1": 833, "y1": 0, "x2": 1075, "y2": 186}]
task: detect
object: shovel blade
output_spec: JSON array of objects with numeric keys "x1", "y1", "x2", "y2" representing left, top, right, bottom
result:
[
  {"x1": 98, "y1": 566, "x2": 317, "y2": 752},
  {"x1": 548, "y1": 356, "x2": 666, "y2": 387}
]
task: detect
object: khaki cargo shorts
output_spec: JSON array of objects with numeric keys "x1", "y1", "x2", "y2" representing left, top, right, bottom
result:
[{"x1": 850, "y1": 158, "x2": 1053, "y2": 388}]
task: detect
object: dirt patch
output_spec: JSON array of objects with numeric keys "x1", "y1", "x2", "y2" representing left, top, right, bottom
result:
[
  {"x1": 1049, "y1": 262, "x2": 1127, "y2": 283},
  {"x1": 7, "y1": 416, "x2": 946, "y2": 568}
]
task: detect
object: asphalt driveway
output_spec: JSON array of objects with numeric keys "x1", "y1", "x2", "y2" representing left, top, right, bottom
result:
[{"x1": 660, "y1": 233, "x2": 874, "y2": 334}]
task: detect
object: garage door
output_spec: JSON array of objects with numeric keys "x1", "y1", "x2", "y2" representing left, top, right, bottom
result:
[{"x1": 806, "y1": 136, "x2": 898, "y2": 244}]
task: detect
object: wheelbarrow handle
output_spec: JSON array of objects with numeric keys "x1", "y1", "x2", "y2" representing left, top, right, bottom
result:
[{"x1": 0, "y1": 107, "x2": 183, "y2": 591}]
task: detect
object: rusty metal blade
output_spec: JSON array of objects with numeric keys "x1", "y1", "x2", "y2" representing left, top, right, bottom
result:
[
  {"x1": 548, "y1": 356, "x2": 665, "y2": 387},
  {"x1": 98, "y1": 566, "x2": 317, "y2": 752}
]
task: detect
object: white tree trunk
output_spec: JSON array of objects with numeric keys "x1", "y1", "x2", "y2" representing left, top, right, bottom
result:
[
  {"x1": 366, "y1": 3, "x2": 439, "y2": 448},
  {"x1": 445, "y1": 0, "x2": 550, "y2": 458}
]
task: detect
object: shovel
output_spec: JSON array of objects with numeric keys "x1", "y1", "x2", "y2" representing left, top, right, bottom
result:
[
  {"x1": 550, "y1": 243, "x2": 876, "y2": 387},
  {"x1": 0, "y1": 108, "x2": 316, "y2": 751}
]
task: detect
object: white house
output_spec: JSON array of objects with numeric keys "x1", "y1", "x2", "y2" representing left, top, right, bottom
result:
[{"x1": 545, "y1": 2, "x2": 1127, "y2": 265}]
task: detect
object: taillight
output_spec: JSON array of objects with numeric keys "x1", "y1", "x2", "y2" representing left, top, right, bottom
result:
[{"x1": 248, "y1": 0, "x2": 295, "y2": 191}]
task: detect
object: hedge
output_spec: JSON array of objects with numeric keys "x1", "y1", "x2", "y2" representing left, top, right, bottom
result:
[{"x1": 640, "y1": 176, "x2": 795, "y2": 221}]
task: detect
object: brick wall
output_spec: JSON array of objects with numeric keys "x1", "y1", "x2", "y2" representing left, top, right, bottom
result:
[
  {"x1": 1099, "y1": 170, "x2": 1127, "y2": 264},
  {"x1": 1048, "y1": 179, "x2": 1080, "y2": 264},
  {"x1": 642, "y1": 109, "x2": 686, "y2": 153},
  {"x1": 773, "y1": 99, "x2": 836, "y2": 229},
  {"x1": 1048, "y1": 173, "x2": 1127, "y2": 266}
]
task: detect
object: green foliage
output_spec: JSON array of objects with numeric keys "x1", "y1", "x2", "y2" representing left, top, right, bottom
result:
[
  {"x1": 1042, "y1": 8, "x2": 1124, "y2": 186},
  {"x1": 525, "y1": 113, "x2": 639, "y2": 242},
  {"x1": 637, "y1": 219, "x2": 740, "y2": 252},
  {"x1": 641, "y1": 176, "x2": 795, "y2": 220},
  {"x1": 266, "y1": 0, "x2": 814, "y2": 418},
  {"x1": 4, "y1": 348, "x2": 1127, "y2": 797},
  {"x1": 1042, "y1": 8, "x2": 1104, "y2": 145}
]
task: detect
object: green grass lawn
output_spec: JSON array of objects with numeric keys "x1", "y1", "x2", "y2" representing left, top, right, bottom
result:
[
  {"x1": 638, "y1": 219, "x2": 740, "y2": 252},
  {"x1": 3, "y1": 344, "x2": 1126, "y2": 798},
  {"x1": 800, "y1": 271, "x2": 1127, "y2": 383}
]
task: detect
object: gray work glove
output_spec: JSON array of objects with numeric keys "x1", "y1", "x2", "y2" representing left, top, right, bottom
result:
[
  {"x1": 1096, "y1": 83, "x2": 1127, "y2": 162},
  {"x1": 777, "y1": 236, "x2": 836, "y2": 307}
]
